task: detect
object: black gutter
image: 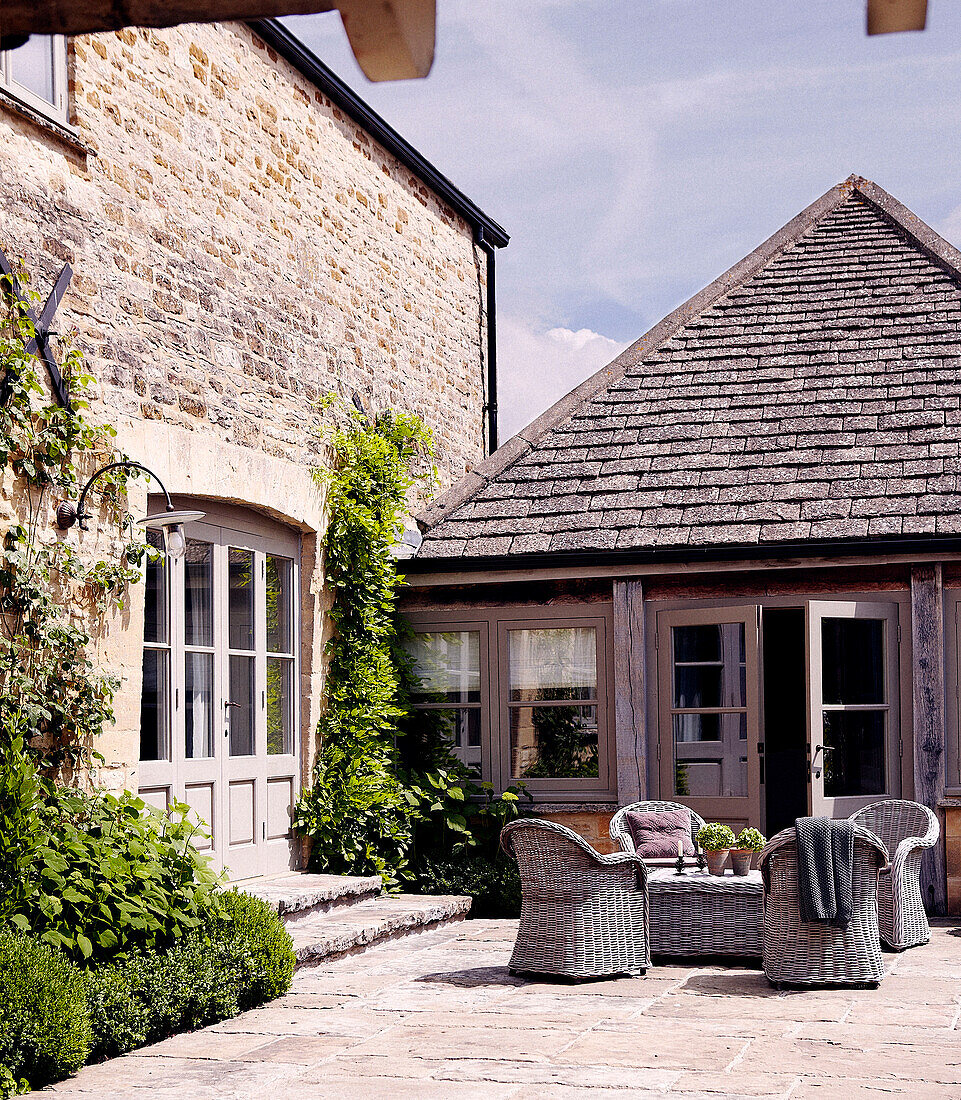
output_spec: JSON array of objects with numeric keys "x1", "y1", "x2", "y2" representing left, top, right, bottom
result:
[
  {"x1": 476, "y1": 227, "x2": 498, "y2": 453},
  {"x1": 248, "y1": 18, "x2": 510, "y2": 249},
  {"x1": 403, "y1": 533, "x2": 961, "y2": 575}
]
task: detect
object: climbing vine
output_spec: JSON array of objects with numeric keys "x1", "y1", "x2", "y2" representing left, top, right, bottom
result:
[
  {"x1": 294, "y1": 395, "x2": 527, "y2": 887},
  {"x1": 0, "y1": 267, "x2": 145, "y2": 776}
]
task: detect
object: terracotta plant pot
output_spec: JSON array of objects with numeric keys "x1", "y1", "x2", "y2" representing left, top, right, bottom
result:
[
  {"x1": 704, "y1": 849, "x2": 729, "y2": 876},
  {"x1": 729, "y1": 849, "x2": 753, "y2": 876}
]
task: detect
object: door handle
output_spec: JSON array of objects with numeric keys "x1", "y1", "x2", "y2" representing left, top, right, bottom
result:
[{"x1": 811, "y1": 743, "x2": 833, "y2": 779}]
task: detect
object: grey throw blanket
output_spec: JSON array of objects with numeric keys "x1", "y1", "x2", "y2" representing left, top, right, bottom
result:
[{"x1": 795, "y1": 817, "x2": 856, "y2": 927}]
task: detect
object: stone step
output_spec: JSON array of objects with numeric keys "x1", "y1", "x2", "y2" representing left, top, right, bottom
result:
[
  {"x1": 238, "y1": 871, "x2": 383, "y2": 927},
  {"x1": 288, "y1": 892, "x2": 472, "y2": 967}
]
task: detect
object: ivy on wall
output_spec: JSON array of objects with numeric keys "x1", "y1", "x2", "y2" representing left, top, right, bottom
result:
[
  {"x1": 294, "y1": 395, "x2": 526, "y2": 886},
  {"x1": 0, "y1": 268, "x2": 145, "y2": 775}
]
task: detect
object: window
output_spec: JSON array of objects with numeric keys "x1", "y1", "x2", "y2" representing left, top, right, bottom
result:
[
  {"x1": 0, "y1": 36, "x2": 68, "y2": 122},
  {"x1": 670, "y1": 622, "x2": 747, "y2": 798},
  {"x1": 507, "y1": 627, "x2": 599, "y2": 780},
  {"x1": 405, "y1": 608, "x2": 613, "y2": 799},
  {"x1": 409, "y1": 629, "x2": 484, "y2": 774},
  {"x1": 141, "y1": 530, "x2": 170, "y2": 762}
]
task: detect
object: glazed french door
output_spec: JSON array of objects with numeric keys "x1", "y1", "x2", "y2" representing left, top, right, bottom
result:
[
  {"x1": 139, "y1": 517, "x2": 300, "y2": 879},
  {"x1": 806, "y1": 600, "x2": 901, "y2": 818},
  {"x1": 656, "y1": 606, "x2": 762, "y2": 833}
]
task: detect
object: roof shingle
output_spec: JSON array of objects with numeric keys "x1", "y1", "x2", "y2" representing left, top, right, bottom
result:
[{"x1": 417, "y1": 177, "x2": 961, "y2": 562}]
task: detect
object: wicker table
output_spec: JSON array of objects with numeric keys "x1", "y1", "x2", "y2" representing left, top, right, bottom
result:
[{"x1": 647, "y1": 868, "x2": 763, "y2": 957}]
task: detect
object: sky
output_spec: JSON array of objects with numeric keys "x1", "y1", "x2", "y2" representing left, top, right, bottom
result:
[{"x1": 285, "y1": 1, "x2": 961, "y2": 440}]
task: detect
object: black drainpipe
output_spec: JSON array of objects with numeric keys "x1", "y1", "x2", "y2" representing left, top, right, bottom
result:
[{"x1": 476, "y1": 227, "x2": 498, "y2": 454}]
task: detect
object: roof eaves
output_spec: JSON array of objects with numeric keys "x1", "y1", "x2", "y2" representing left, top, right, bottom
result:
[
  {"x1": 418, "y1": 174, "x2": 860, "y2": 532},
  {"x1": 247, "y1": 18, "x2": 510, "y2": 249}
]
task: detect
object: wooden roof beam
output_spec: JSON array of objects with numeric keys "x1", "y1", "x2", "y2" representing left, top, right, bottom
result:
[{"x1": 0, "y1": 0, "x2": 435, "y2": 81}]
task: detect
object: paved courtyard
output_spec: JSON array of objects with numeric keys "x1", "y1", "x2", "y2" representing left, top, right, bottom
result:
[{"x1": 43, "y1": 920, "x2": 961, "y2": 1099}]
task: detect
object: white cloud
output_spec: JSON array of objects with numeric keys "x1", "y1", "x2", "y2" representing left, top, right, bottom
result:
[{"x1": 497, "y1": 317, "x2": 630, "y2": 440}]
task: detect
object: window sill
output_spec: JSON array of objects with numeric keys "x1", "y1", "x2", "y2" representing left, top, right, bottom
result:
[{"x1": 0, "y1": 89, "x2": 94, "y2": 158}]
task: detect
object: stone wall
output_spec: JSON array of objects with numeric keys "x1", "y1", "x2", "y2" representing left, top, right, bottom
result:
[
  {"x1": 0, "y1": 21, "x2": 491, "y2": 791},
  {"x1": 943, "y1": 799, "x2": 961, "y2": 915}
]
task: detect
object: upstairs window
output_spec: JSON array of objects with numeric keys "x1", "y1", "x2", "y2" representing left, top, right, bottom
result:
[{"x1": 0, "y1": 36, "x2": 68, "y2": 123}]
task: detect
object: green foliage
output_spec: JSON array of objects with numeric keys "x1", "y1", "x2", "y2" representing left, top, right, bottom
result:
[
  {"x1": 734, "y1": 827, "x2": 766, "y2": 852},
  {"x1": 696, "y1": 823, "x2": 736, "y2": 851},
  {"x1": 86, "y1": 892, "x2": 293, "y2": 1061},
  {"x1": 0, "y1": 266, "x2": 145, "y2": 775},
  {"x1": 295, "y1": 396, "x2": 528, "y2": 887},
  {"x1": 2, "y1": 775, "x2": 221, "y2": 965},
  {"x1": 0, "y1": 1064, "x2": 28, "y2": 1099},
  {"x1": 413, "y1": 854, "x2": 522, "y2": 918},
  {"x1": 0, "y1": 927, "x2": 91, "y2": 1089}
]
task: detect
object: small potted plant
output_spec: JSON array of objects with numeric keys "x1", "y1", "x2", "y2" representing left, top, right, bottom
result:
[
  {"x1": 695, "y1": 823, "x2": 736, "y2": 876},
  {"x1": 729, "y1": 827, "x2": 766, "y2": 876}
]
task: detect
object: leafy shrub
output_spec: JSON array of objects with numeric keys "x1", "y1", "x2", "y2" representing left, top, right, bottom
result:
[
  {"x1": 0, "y1": 927, "x2": 90, "y2": 1089},
  {"x1": 696, "y1": 823, "x2": 736, "y2": 851},
  {"x1": 414, "y1": 854, "x2": 522, "y2": 918},
  {"x1": 6, "y1": 783, "x2": 221, "y2": 965},
  {"x1": 86, "y1": 890, "x2": 294, "y2": 1061},
  {"x1": 734, "y1": 827, "x2": 766, "y2": 852},
  {"x1": 0, "y1": 738, "x2": 45, "y2": 918},
  {"x1": 295, "y1": 398, "x2": 529, "y2": 887},
  {"x1": 0, "y1": 1063, "x2": 27, "y2": 1099}
]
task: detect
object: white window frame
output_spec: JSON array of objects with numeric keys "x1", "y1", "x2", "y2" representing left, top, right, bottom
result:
[{"x1": 0, "y1": 35, "x2": 69, "y2": 124}]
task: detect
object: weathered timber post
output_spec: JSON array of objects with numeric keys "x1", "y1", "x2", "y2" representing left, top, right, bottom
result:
[{"x1": 911, "y1": 562, "x2": 947, "y2": 915}]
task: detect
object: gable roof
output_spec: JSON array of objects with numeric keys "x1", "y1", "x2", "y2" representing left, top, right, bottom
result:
[{"x1": 412, "y1": 176, "x2": 961, "y2": 568}]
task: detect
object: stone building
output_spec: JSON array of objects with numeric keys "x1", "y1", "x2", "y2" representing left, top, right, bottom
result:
[
  {"x1": 403, "y1": 176, "x2": 961, "y2": 916},
  {"x1": 0, "y1": 19, "x2": 507, "y2": 879}
]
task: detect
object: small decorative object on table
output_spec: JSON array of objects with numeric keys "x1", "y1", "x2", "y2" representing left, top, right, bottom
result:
[
  {"x1": 674, "y1": 838, "x2": 686, "y2": 874},
  {"x1": 729, "y1": 828, "x2": 766, "y2": 876},
  {"x1": 695, "y1": 823, "x2": 736, "y2": 876}
]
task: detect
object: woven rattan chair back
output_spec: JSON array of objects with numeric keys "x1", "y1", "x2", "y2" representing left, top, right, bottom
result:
[
  {"x1": 609, "y1": 800, "x2": 708, "y2": 856},
  {"x1": 501, "y1": 818, "x2": 650, "y2": 978},
  {"x1": 848, "y1": 799, "x2": 939, "y2": 950},
  {"x1": 849, "y1": 800, "x2": 936, "y2": 861},
  {"x1": 757, "y1": 825, "x2": 888, "y2": 987}
]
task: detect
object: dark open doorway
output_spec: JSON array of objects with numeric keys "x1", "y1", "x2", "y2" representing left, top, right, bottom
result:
[{"x1": 762, "y1": 608, "x2": 809, "y2": 835}]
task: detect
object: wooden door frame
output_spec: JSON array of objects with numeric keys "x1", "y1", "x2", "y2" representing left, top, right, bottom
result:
[
  {"x1": 806, "y1": 598, "x2": 907, "y2": 818},
  {"x1": 653, "y1": 603, "x2": 762, "y2": 833}
]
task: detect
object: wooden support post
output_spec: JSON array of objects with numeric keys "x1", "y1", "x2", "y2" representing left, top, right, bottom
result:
[
  {"x1": 911, "y1": 563, "x2": 947, "y2": 915},
  {"x1": 613, "y1": 579, "x2": 647, "y2": 805}
]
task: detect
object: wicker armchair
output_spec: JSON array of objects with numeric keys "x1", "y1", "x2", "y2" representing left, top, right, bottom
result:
[
  {"x1": 500, "y1": 819, "x2": 650, "y2": 978},
  {"x1": 757, "y1": 825, "x2": 889, "y2": 988},
  {"x1": 609, "y1": 800, "x2": 708, "y2": 860},
  {"x1": 848, "y1": 800, "x2": 940, "y2": 950}
]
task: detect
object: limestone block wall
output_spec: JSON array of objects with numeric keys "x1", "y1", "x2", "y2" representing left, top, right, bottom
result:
[
  {"x1": 0, "y1": 20, "x2": 491, "y2": 789},
  {"x1": 943, "y1": 800, "x2": 961, "y2": 914}
]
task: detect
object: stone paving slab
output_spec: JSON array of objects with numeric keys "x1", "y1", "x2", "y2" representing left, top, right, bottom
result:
[{"x1": 35, "y1": 920, "x2": 961, "y2": 1099}]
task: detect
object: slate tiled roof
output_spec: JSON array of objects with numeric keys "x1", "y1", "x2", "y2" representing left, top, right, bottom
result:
[{"x1": 416, "y1": 177, "x2": 961, "y2": 562}]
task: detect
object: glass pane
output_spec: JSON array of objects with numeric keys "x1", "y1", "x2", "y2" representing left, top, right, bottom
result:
[
  {"x1": 184, "y1": 540, "x2": 213, "y2": 647},
  {"x1": 7, "y1": 36, "x2": 55, "y2": 104},
  {"x1": 411, "y1": 707, "x2": 481, "y2": 773},
  {"x1": 267, "y1": 657, "x2": 294, "y2": 754},
  {"x1": 674, "y1": 713, "x2": 747, "y2": 797},
  {"x1": 409, "y1": 631, "x2": 480, "y2": 704},
  {"x1": 140, "y1": 649, "x2": 169, "y2": 761},
  {"x1": 143, "y1": 529, "x2": 167, "y2": 645},
  {"x1": 228, "y1": 548, "x2": 255, "y2": 651},
  {"x1": 266, "y1": 556, "x2": 293, "y2": 654},
  {"x1": 229, "y1": 655, "x2": 255, "y2": 757},
  {"x1": 509, "y1": 627, "x2": 597, "y2": 702},
  {"x1": 509, "y1": 704, "x2": 599, "y2": 779},
  {"x1": 184, "y1": 651, "x2": 214, "y2": 759},
  {"x1": 823, "y1": 711, "x2": 886, "y2": 797},
  {"x1": 822, "y1": 618, "x2": 885, "y2": 705},
  {"x1": 673, "y1": 623, "x2": 745, "y2": 707}
]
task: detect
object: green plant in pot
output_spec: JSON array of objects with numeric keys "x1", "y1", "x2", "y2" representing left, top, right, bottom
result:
[
  {"x1": 729, "y1": 827, "x2": 766, "y2": 876},
  {"x1": 695, "y1": 823, "x2": 736, "y2": 876}
]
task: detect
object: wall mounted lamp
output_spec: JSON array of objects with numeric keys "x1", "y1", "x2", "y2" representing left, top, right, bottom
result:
[{"x1": 55, "y1": 461, "x2": 205, "y2": 561}]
